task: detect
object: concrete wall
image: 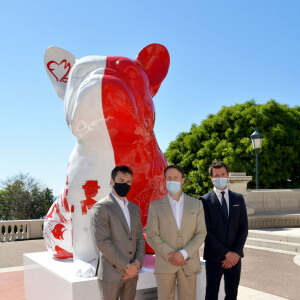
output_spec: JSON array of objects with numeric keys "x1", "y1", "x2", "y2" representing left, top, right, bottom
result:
[
  {"x1": 245, "y1": 189, "x2": 300, "y2": 214},
  {"x1": 228, "y1": 173, "x2": 300, "y2": 215}
]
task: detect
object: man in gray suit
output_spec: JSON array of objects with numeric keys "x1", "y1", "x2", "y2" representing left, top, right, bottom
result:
[
  {"x1": 146, "y1": 165, "x2": 207, "y2": 300},
  {"x1": 91, "y1": 165, "x2": 145, "y2": 300}
]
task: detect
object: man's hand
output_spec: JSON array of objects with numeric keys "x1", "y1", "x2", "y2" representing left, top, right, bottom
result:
[
  {"x1": 122, "y1": 261, "x2": 140, "y2": 280},
  {"x1": 132, "y1": 260, "x2": 141, "y2": 269},
  {"x1": 225, "y1": 251, "x2": 240, "y2": 266},
  {"x1": 168, "y1": 252, "x2": 187, "y2": 266},
  {"x1": 122, "y1": 273, "x2": 131, "y2": 280},
  {"x1": 222, "y1": 258, "x2": 234, "y2": 269}
]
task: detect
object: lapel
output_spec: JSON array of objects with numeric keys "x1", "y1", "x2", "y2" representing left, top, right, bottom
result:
[
  {"x1": 128, "y1": 202, "x2": 135, "y2": 237},
  {"x1": 108, "y1": 194, "x2": 131, "y2": 234},
  {"x1": 160, "y1": 195, "x2": 179, "y2": 232},
  {"x1": 179, "y1": 194, "x2": 192, "y2": 233},
  {"x1": 210, "y1": 190, "x2": 229, "y2": 223},
  {"x1": 228, "y1": 190, "x2": 236, "y2": 222}
]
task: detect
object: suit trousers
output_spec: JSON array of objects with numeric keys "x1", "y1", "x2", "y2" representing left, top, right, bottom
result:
[
  {"x1": 98, "y1": 276, "x2": 138, "y2": 300},
  {"x1": 205, "y1": 260, "x2": 241, "y2": 300},
  {"x1": 155, "y1": 268, "x2": 197, "y2": 300}
]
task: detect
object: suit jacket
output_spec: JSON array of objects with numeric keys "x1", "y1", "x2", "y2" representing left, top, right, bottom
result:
[
  {"x1": 200, "y1": 189, "x2": 248, "y2": 262},
  {"x1": 91, "y1": 193, "x2": 145, "y2": 282},
  {"x1": 146, "y1": 194, "x2": 207, "y2": 276}
]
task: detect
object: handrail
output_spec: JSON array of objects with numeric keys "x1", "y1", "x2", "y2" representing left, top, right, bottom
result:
[{"x1": 0, "y1": 219, "x2": 44, "y2": 242}]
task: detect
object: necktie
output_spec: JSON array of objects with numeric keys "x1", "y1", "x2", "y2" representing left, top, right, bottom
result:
[{"x1": 221, "y1": 191, "x2": 229, "y2": 220}]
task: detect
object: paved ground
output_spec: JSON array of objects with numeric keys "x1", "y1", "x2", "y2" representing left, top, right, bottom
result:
[
  {"x1": 0, "y1": 270, "x2": 25, "y2": 300},
  {"x1": 0, "y1": 237, "x2": 299, "y2": 299},
  {"x1": 241, "y1": 248, "x2": 300, "y2": 300},
  {"x1": 0, "y1": 239, "x2": 46, "y2": 268},
  {"x1": 199, "y1": 245, "x2": 300, "y2": 300}
]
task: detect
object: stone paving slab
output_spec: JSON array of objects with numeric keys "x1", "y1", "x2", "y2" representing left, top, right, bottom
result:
[
  {"x1": 0, "y1": 239, "x2": 46, "y2": 268},
  {"x1": 238, "y1": 286, "x2": 289, "y2": 299},
  {"x1": 241, "y1": 248, "x2": 300, "y2": 300},
  {"x1": 246, "y1": 227, "x2": 300, "y2": 256},
  {"x1": 250, "y1": 228, "x2": 300, "y2": 242},
  {"x1": 245, "y1": 244, "x2": 299, "y2": 256},
  {"x1": 0, "y1": 270, "x2": 26, "y2": 300},
  {"x1": 0, "y1": 266, "x2": 24, "y2": 273},
  {"x1": 0, "y1": 270, "x2": 290, "y2": 300}
]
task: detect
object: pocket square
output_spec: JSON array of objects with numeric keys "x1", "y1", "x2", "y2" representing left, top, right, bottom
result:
[{"x1": 233, "y1": 204, "x2": 240, "y2": 207}]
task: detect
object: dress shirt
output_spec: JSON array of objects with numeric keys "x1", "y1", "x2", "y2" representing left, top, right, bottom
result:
[
  {"x1": 168, "y1": 192, "x2": 189, "y2": 260},
  {"x1": 111, "y1": 193, "x2": 131, "y2": 232},
  {"x1": 213, "y1": 186, "x2": 229, "y2": 216}
]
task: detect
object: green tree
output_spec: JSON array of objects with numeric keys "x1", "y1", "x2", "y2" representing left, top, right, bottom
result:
[
  {"x1": 0, "y1": 173, "x2": 54, "y2": 220},
  {"x1": 165, "y1": 100, "x2": 300, "y2": 198}
]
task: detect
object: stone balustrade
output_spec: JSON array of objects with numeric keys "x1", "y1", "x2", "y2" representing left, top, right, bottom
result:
[
  {"x1": 228, "y1": 172, "x2": 300, "y2": 228},
  {"x1": 246, "y1": 189, "x2": 300, "y2": 214},
  {"x1": 228, "y1": 172, "x2": 255, "y2": 215},
  {"x1": 0, "y1": 219, "x2": 44, "y2": 242}
]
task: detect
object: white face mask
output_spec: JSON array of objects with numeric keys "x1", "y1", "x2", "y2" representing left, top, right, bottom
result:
[
  {"x1": 213, "y1": 177, "x2": 228, "y2": 190},
  {"x1": 166, "y1": 181, "x2": 181, "y2": 194}
]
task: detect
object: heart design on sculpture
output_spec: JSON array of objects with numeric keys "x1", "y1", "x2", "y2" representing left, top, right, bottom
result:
[{"x1": 47, "y1": 59, "x2": 71, "y2": 83}]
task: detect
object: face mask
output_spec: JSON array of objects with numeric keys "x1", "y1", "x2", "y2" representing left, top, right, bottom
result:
[
  {"x1": 166, "y1": 181, "x2": 181, "y2": 195},
  {"x1": 213, "y1": 178, "x2": 228, "y2": 190},
  {"x1": 113, "y1": 182, "x2": 131, "y2": 197}
]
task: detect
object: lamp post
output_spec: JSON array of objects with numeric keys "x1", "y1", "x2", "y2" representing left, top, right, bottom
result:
[{"x1": 250, "y1": 128, "x2": 263, "y2": 189}]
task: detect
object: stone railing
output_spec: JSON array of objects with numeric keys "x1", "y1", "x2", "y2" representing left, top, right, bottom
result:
[
  {"x1": 245, "y1": 189, "x2": 300, "y2": 214},
  {"x1": 228, "y1": 172, "x2": 255, "y2": 215},
  {"x1": 0, "y1": 219, "x2": 44, "y2": 242},
  {"x1": 228, "y1": 173, "x2": 300, "y2": 215},
  {"x1": 228, "y1": 172, "x2": 300, "y2": 228}
]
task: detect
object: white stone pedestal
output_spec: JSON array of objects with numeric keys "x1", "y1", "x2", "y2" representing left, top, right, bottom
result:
[{"x1": 24, "y1": 252, "x2": 225, "y2": 300}]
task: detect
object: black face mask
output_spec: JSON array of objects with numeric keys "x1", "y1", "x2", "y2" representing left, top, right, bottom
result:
[{"x1": 113, "y1": 182, "x2": 131, "y2": 197}]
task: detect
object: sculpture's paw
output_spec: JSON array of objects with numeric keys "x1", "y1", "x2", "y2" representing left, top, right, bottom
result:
[{"x1": 74, "y1": 260, "x2": 96, "y2": 278}]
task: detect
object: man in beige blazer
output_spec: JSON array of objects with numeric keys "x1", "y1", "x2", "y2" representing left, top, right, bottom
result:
[
  {"x1": 91, "y1": 165, "x2": 145, "y2": 300},
  {"x1": 146, "y1": 165, "x2": 207, "y2": 300}
]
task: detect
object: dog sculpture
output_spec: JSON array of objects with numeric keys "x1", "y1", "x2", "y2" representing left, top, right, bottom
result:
[{"x1": 43, "y1": 44, "x2": 170, "y2": 276}]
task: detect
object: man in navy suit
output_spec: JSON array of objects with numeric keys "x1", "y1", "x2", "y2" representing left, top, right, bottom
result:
[{"x1": 200, "y1": 161, "x2": 248, "y2": 300}]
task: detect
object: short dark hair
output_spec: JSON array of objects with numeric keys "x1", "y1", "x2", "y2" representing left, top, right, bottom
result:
[
  {"x1": 111, "y1": 165, "x2": 133, "y2": 181},
  {"x1": 164, "y1": 165, "x2": 185, "y2": 178},
  {"x1": 209, "y1": 161, "x2": 229, "y2": 176}
]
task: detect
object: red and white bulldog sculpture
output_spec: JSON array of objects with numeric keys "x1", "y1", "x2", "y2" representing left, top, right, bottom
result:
[{"x1": 44, "y1": 44, "x2": 169, "y2": 277}]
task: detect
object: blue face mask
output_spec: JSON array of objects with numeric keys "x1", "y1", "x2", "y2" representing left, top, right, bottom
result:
[
  {"x1": 213, "y1": 178, "x2": 228, "y2": 190},
  {"x1": 166, "y1": 181, "x2": 181, "y2": 194}
]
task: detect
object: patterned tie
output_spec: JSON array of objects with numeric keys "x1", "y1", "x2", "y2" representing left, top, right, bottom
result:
[{"x1": 221, "y1": 191, "x2": 229, "y2": 220}]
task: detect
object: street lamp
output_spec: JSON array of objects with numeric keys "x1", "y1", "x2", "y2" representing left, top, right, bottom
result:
[{"x1": 250, "y1": 128, "x2": 263, "y2": 189}]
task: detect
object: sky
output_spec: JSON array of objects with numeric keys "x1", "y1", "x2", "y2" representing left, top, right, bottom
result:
[{"x1": 0, "y1": 1, "x2": 299, "y2": 195}]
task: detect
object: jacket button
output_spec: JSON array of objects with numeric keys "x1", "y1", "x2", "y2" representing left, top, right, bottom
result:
[{"x1": 129, "y1": 251, "x2": 132, "y2": 254}]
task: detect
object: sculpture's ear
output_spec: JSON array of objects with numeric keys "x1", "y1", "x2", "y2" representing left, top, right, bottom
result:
[
  {"x1": 44, "y1": 47, "x2": 76, "y2": 100},
  {"x1": 136, "y1": 43, "x2": 170, "y2": 97}
]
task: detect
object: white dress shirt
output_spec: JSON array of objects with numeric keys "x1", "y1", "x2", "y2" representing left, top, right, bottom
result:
[
  {"x1": 168, "y1": 192, "x2": 189, "y2": 260},
  {"x1": 111, "y1": 193, "x2": 131, "y2": 232},
  {"x1": 213, "y1": 186, "x2": 229, "y2": 216}
]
